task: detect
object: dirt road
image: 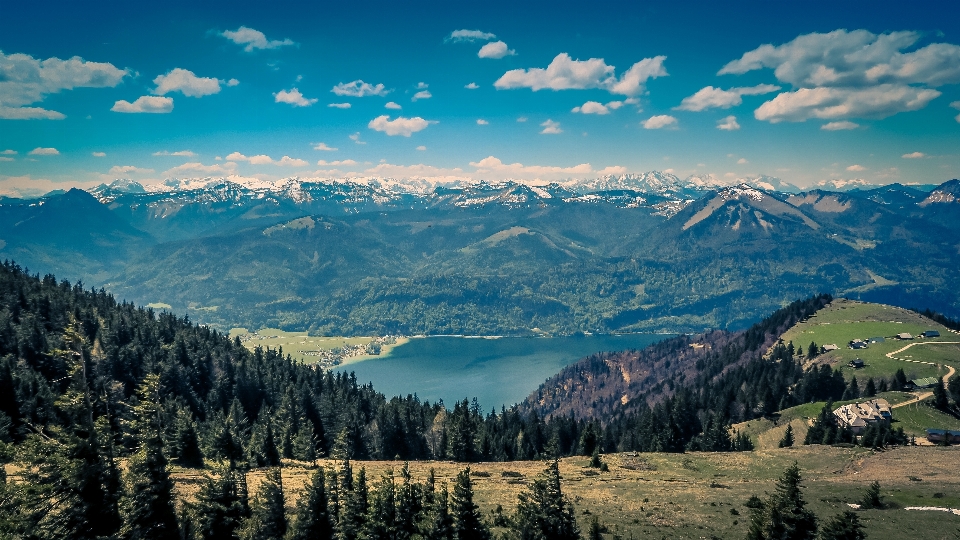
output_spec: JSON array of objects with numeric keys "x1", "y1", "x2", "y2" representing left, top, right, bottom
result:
[{"x1": 885, "y1": 341, "x2": 958, "y2": 409}]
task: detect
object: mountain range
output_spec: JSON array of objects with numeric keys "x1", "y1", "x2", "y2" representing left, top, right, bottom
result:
[{"x1": 1, "y1": 174, "x2": 957, "y2": 335}]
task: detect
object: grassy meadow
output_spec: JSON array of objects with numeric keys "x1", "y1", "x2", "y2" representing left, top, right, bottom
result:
[
  {"x1": 778, "y1": 299, "x2": 959, "y2": 383},
  {"x1": 170, "y1": 446, "x2": 960, "y2": 540}
]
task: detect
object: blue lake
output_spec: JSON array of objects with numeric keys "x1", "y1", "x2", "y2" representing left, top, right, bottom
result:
[{"x1": 334, "y1": 334, "x2": 667, "y2": 410}]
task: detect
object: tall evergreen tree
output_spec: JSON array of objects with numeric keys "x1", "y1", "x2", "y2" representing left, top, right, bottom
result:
[
  {"x1": 451, "y1": 468, "x2": 491, "y2": 540},
  {"x1": 513, "y1": 461, "x2": 580, "y2": 540},
  {"x1": 192, "y1": 466, "x2": 247, "y2": 540},
  {"x1": 240, "y1": 467, "x2": 287, "y2": 540},
  {"x1": 779, "y1": 425, "x2": 795, "y2": 448},
  {"x1": 120, "y1": 373, "x2": 179, "y2": 540},
  {"x1": 747, "y1": 462, "x2": 817, "y2": 540},
  {"x1": 420, "y1": 483, "x2": 455, "y2": 540},
  {"x1": 288, "y1": 467, "x2": 334, "y2": 540},
  {"x1": 364, "y1": 470, "x2": 397, "y2": 540}
]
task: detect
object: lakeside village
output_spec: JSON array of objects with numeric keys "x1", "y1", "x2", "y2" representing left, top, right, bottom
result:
[{"x1": 234, "y1": 332, "x2": 400, "y2": 369}]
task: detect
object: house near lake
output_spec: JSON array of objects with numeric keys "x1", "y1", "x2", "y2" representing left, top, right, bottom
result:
[{"x1": 833, "y1": 399, "x2": 892, "y2": 434}]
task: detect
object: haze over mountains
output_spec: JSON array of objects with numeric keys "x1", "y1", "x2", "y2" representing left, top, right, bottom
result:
[{"x1": 1, "y1": 173, "x2": 958, "y2": 336}]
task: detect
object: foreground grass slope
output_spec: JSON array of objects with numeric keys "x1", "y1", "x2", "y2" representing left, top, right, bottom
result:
[{"x1": 168, "y1": 446, "x2": 960, "y2": 540}]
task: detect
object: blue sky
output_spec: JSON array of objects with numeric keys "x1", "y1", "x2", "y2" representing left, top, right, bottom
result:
[{"x1": 1, "y1": 0, "x2": 959, "y2": 196}]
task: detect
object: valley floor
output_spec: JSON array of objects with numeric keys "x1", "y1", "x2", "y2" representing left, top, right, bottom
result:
[{"x1": 170, "y1": 445, "x2": 960, "y2": 539}]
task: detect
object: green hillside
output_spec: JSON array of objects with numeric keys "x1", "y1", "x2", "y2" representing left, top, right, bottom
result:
[{"x1": 779, "y1": 298, "x2": 959, "y2": 382}]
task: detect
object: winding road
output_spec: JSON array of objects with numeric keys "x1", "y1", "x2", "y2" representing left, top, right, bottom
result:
[{"x1": 884, "y1": 341, "x2": 959, "y2": 409}]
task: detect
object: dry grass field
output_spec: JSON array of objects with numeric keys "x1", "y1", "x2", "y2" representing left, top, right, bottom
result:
[{"x1": 171, "y1": 446, "x2": 960, "y2": 539}]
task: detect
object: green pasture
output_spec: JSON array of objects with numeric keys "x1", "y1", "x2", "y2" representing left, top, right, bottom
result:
[{"x1": 779, "y1": 299, "x2": 958, "y2": 382}]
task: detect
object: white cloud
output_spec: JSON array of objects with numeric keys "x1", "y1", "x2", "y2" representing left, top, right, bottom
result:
[
  {"x1": 716, "y1": 115, "x2": 740, "y2": 130},
  {"x1": 416, "y1": 145, "x2": 427, "y2": 151},
  {"x1": 274, "y1": 88, "x2": 317, "y2": 107},
  {"x1": 753, "y1": 84, "x2": 940, "y2": 123},
  {"x1": 446, "y1": 29, "x2": 496, "y2": 42},
  {"x1": 313, "y1": 142, "x2": 337, "y2": 151},
  {"x1": 0, "y1": 174, "x2": 100, "y2": 198},
  {"x1": 385, "y1": 101, "x2": 402, "y2": 109},
  {"x1": 846, "y1": 164, "x2": 867, "y2": 171},
  {"x1": 0, "y1": 157, "x2": 12, "y2": 162},
  {"x1": 161, "y1": 161, "x2": 237, "y2": 177},
  {"x1": 606, "y1": 101, "x2": 624, "y2": 110},
  {"x1": 332, "y1": 80, "x2": 389, "y2": 97},
  {"x1": 539, "y1": 119, "x2": 562, "y2": 134},
  {"x1": 1, "y1": 150, "x2": 16, "y2": 155},
  {"x1": 607, "y1": 56, "x2": 669, "y2": 96},
  {"x1": 0, "y1": 51, "x2": 128, "y2": 119},
  {"x1": 952, "y1": 100, "x2": 960, "y2": 123},
  {"x1": 675, "y1": 84, "x2": 780, "y2": 111},
  {"x1": 478, "y1": 41, "x2": 516, "y2": 59},
  {"x1": 317, "y1": 159, "x2": 358, "y2": 166},
  {"x1": 350, "y1": 133, "x2": 366, "y2": 145},
  {"x1": 111, "y1": 95, "x2": 173, "y2": 113},
  {"x1": 368, "y1": 115, "x2": 435, "y2": 136},
  {"x1": 597, "y1": 166, "x2": 628, "y2": 175},
  {"x1": 516, "y1": 116, "x2": 528, "y2": 122},
  {"x1": 0, "y1": 106, "x2": 66, "y2": 120},
  {"x1": 153, "y1": 150, "x2": 196, "y2": 157},
  {"x1": 221, "y1": 26, "x2": 295, "y2": 52},
  {"x1": 226, "y1": 152, "x2": 309, "y2": 166},
  {"x1": 821, "y1": 120, "x2": 860, "y2": 130},
  {"x1": 737, "y1": 158, "x2": 748, "y2": 164},
  {"x1": 721, "y1": 29, "x2": 960, "y2": 122},
  {"x1": 28, "y1": 147, "x2": 59, "y2": 155},
  {"x1": 571, "y1": 101, "x2": 612, "y2": 115},
  {"x1": 153, "y1": 68, "x2": 220, "y2": 97},
  {"x1": 476, "y1": 119, "x2": 489, "y2": 125},
  {"x1": 227, "y1": 78, "x2": 240, "y2": 87},
  {"x1": 109, "y1": 165, "x2": 154, "y2": 175},
  {"x1": 469, "y1": 155, "x2": 592, "y2": 180},
  {"x1": 641, "y1": 115, "x2": 677, "y2": 129},
  {"x1": 901, "y1": 151, "x2": 926, "y2": 159},
  {"x1": 412, "y1": 90, "x2": 432, "y2": 101},
  {"x1": 465, "y1": 82, "x2": 479, "y2": 89},
  {"x1": 417, "y1": 82, "x2": 428, "y2": 89},
  {"x1": 92, "y1": 151, "x2": 106, "y2": 157},
  {"x1": 720, "y1": 29, "x2": 960, "y2": 88},
  {"x1": 328, "y1": 102, "x2": 351, "y2": 109},
  {"x1": 494, "y1": 53, "x2": 667, "y2": 96}
]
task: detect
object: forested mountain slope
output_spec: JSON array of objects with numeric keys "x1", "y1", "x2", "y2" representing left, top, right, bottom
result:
[{"x1": 2, "y1": 178, "x2": 959, "y2": 336}]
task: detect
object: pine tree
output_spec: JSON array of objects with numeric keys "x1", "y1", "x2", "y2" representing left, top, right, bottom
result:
[
  {"x1": 513, "y1": 461, "x2": 580, "y2": 540},
  {"x1": 451, "y1": 468, "x2": 491, "y2": 540},
  {"x1": 818, "y1": 511, "x2": 865, "y2": 540},
  {"x1": 860, "y1": 480, "x2": 883, "y2": 509},
  {"x1": 120, "y1": 373, "x2": 179, "y2": 540},
  {"x1": 779, "y1": 425, "x2": 795, "y2": 448},
  {"x1": 932, "y1": 379, "x2": 949, "y2": 410},
  {"x1": 239, "y1": 467, "x2": 287, "y2": 540},
  {"x1": 364, "y1": 470, "x2": 397, "y2": 540},
  {"x1": 420, "y1": 483, "x2": 454, "y2": 540},
  {"x1": 192, "y1": 466, "x2": 247, "y2": 540},
  {"x1": 863, "y1": 378, "x2": 876, "y2": 398},
  {"x1": 395, "y1": 462, "x2": 420, "y2": 540},
  {"x1": 337, "y1": 465, "x2": 368, "y2": 540},
  {"x1": 288, "y1": 467, "x2": 334, "y2": 540},
  {"x1": 747, "y1": 462, "x2": 817, "y2": 540}
]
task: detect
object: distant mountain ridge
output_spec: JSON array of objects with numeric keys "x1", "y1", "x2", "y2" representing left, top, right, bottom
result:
[{"x1": 2, "y1": 176, "x2": 959, "y2": 336}]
